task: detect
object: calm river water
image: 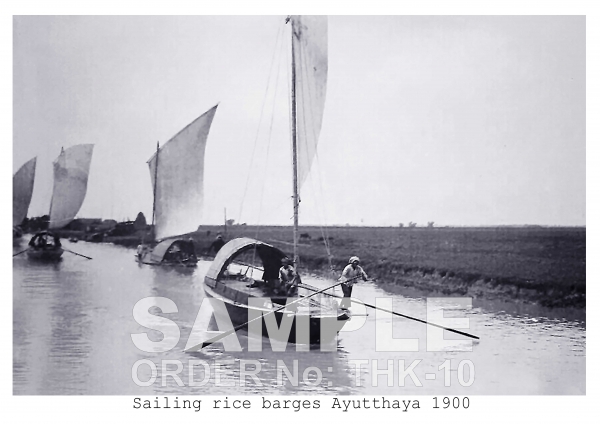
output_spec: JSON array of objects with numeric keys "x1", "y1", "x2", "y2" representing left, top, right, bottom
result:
[{"x1": 13, "y1": 240, "x2": 585, "y2": 395}]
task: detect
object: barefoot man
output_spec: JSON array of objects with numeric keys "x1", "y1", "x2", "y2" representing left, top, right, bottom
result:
[{"x1": 339, "y1": 256, "x2": 368, "y2": 309}]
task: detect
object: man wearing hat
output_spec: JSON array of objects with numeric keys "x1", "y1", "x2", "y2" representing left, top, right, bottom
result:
[
  {"x1": 279, "y1": 257, "x2": 299, "y2": 296},
  {"x1": 339, "y1": 256, "x2": 368, "y2": 309}
]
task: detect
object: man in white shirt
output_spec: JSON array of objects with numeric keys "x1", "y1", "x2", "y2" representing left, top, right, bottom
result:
[{"x1": 339, "y1": 256, "x2": 368, "y2": 309}]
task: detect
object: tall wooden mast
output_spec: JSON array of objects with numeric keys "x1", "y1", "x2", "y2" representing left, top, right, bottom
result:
[
  {"x1": 151, "y1": 141, "x2": 159, "y2": 241},
  {"x1": 290, "y1": 18, "x2": 299, "y2": 265}
]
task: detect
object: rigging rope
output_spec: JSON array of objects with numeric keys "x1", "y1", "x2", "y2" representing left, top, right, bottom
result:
[
  {"x1": 237, "y1": 22, "x2": 285, "y2": 227},
  {"x1": 250, "y1": 23, "x2": 288, "y2": 270},
  {"x1": 225, "y1": 19, "x2": 288, "y2": 289}
]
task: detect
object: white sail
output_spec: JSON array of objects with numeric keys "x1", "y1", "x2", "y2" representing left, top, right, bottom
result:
[
  {"x1": 292, "y1": 15, "x2": 328, "y2": 189},
  {"x1": 13, "y1": 157, "x2": 37, "y2": 227},
  {"x1": 148, "y1": 105, "x2": 218, "y2": 241},
  {"x1": 48, "y1": 144, "x2": 94, "y2": 229}
]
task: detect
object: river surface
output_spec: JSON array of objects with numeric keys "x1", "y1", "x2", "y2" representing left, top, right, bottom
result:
[{"x1": 13, "y1": 240, "x2": 585, "y2": 395}]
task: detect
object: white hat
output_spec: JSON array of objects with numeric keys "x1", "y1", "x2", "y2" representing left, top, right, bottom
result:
[{"x1": 349, "y1": 256, "x2": 360, "y2": 264}]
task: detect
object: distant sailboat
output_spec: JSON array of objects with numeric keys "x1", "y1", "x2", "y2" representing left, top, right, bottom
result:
[
  {"x1": 136, "y1": 104, "x2": 219, "y2": 266},
  {"x1": 13, "y1": 157, "x2": 37, "y2": 238},
  {"x1": 27, "y1": 144, "x2": 94, "y2": 260},
  {"x1": 203, "y1": 16, "x2": 350, "y2": 345}
]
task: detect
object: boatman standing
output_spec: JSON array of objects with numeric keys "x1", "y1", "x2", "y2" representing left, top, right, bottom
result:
[
  {"x1": 207, "y1": 234, "x2": 225, "y2": 255},
  {"x1": 339, "y1": 256, "x2": 368, "y2": 309}
]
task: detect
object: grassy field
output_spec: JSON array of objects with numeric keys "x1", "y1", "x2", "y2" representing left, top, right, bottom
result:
[
  {"x1": 192, "y1": 225, "x2": 586, "y2": 308},
  {"x1": 64, "y1": 224, "x2": 586, "y2": 308}
]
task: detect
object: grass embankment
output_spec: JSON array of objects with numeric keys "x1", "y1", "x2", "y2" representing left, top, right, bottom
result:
[
  {"x1": 59, "y1": 225, "x2": 586, "y2": 308},
  {"x1": 197, "y1": 225, "x2": 586, "y2": 309}
]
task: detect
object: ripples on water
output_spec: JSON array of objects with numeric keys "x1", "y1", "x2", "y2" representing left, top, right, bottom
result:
[{"x1": 13, "y1": 240, "x2": 586, "y2": 395}]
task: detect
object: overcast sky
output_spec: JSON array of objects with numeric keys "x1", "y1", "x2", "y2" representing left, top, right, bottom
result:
[{"x1": 13, "y1": 15, "x2": 585, "y2": 227}]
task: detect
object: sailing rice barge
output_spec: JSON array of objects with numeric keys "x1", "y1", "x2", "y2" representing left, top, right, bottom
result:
[
  {"x1": 26, "y1": 144, "x2": 94, "y2": 261},
  {"x1": 136, "y1": 105, "x2": 218, "y2": 267},
  {"x1": 204, "y1": 238, "x2": 350, "y2": 345},
  {"x1": 201, "y1": 16, "x2": 346, "y2": 346}
]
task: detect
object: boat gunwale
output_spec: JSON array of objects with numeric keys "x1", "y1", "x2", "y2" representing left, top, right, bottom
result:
[
  {"x1": 204, "y1": 275, "x2": 348, "y2": 319},
  {"x1": 26, "y1": 246, "x2": 64, "y2": 260}
]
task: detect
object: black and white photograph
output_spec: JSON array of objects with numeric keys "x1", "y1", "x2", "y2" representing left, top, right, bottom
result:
[{"x1": 6, "y1": 5, "x2": 594, "y2": 422}]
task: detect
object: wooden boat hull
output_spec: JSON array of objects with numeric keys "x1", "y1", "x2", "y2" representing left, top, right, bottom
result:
[
  {"x1": 136, "y1": 239, "x2": 198, "y2": 267},
  {"x1": 26, "y1": 247, "x2": 64, "y2": 261},
  {"x1": 202, "y1": 238, "x2": 351, "y2": 347},
  {"x1": 203, "y1": 278, "x2": 349, "y2": 346},
  {"x1": 136, "y1": 254, "x2": 198, "y2": 267}
]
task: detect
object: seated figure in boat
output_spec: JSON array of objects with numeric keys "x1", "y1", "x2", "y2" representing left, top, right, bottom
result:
[
  {"x1": 165, "y1": 243, "x2": 182, "y2": 261},
  {"x1": 26, "y1": 231, "x2": 64, "y2": 260},
  {"x1": 278, "y1": 257, "x2": 300, "y2": 296},
  {"x1": 29, "y1": 232, "x2": 50, "y2": 248},
  {"x1": 28, "y1": 231, "x2": 61, "y2": 249},
  {"x1": 164, "y1": 241, "x2": 197, "y2": 263},
  {"x1": 29, "y1": 233, "x2": 46, "y2": 248}
]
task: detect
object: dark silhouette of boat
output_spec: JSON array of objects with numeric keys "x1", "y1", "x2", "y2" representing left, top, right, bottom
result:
[{"x1": 203, "y1": 238, "x2": 349, "y2": 346}]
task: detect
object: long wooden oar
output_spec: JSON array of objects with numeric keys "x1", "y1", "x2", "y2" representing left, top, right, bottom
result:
[
  {"x1": 63, "y1": 248, "x2": 93, "y2": 260},
  {"x1": 298, "y1": 282, "x2": 480, "y2": 340},
  {"x1": 185, "y1": 281, "x2": 345, "y2": 352},
  {"x1": 13, "y1": 248, "x2": 30, "y2": 257}
]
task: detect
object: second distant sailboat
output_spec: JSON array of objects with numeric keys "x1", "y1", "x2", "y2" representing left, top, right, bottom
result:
[
  {"x1": 136, "y1": 104, "x2": 219, "y2": 267},
  {"x1": 27, "y1": 144, "x2": 94, "y2": 260}
]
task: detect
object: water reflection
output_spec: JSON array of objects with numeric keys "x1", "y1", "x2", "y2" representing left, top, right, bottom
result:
[
  {"x1": 13, "y1": 242, "x2": 586, "y2": 395},
  {"x1": 137, "y1": 265, "x2": 354, "y2": 395},
  {"x1": 43, "y1": 267, "x2": 93, "y2": 394}
]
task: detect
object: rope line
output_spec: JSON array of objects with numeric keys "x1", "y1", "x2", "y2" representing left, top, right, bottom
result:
[{"x1": 238, "y1": 21, "x2": 285, "y2": 226}]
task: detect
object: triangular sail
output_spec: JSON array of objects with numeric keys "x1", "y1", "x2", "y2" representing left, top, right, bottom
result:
[
  {"x1": 292, "y1": 15, "x2": 328, "y2": 189},
  {"x1": 48, "y1": 144, "x2": 94, "y2": 229},
  {"x1": 148, "y1": 105, "x2": 218, "y2": 241},
  {"x1": 13, "y1": 157, "x2": 37, "y2": 227}
]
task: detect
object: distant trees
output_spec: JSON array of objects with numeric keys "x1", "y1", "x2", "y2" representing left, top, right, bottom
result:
[
  {"x1": 226, "y1": 219, "x2": 235, "y2": 226},
  {"x1": 107, "y1": 221, "x2": 136, "y2": 236},
  {"x1": 134, "y1": 212, "x2": 147, "y2": 230},
  {"x1": 398, "y1": 222, "x2": 435, "y2": 228},
  {"x1": 21, "y1": 215, "x2": 49, "y2": 232}
]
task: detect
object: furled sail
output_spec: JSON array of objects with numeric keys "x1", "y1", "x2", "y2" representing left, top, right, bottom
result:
[
  {"x1": 48, "y1": 144, "x2": 94, "y2": 229},
  {"x1": 13, "y1": 157, "x2": 37, "y2": 227},
  {"x1": 148, "y1": 105, "x2": 218, "y2": 241},
  {"x1": 291, "y1": 15, "x2": 328, "y2": 189}
]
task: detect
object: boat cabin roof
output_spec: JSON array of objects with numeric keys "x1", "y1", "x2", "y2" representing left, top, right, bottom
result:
[
  {"x1": 151, "y1": 239, "x2": 196, "y2": 263},
  {"x1": 205, "y1": 237, "x2": 287, "y2": 281}
]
